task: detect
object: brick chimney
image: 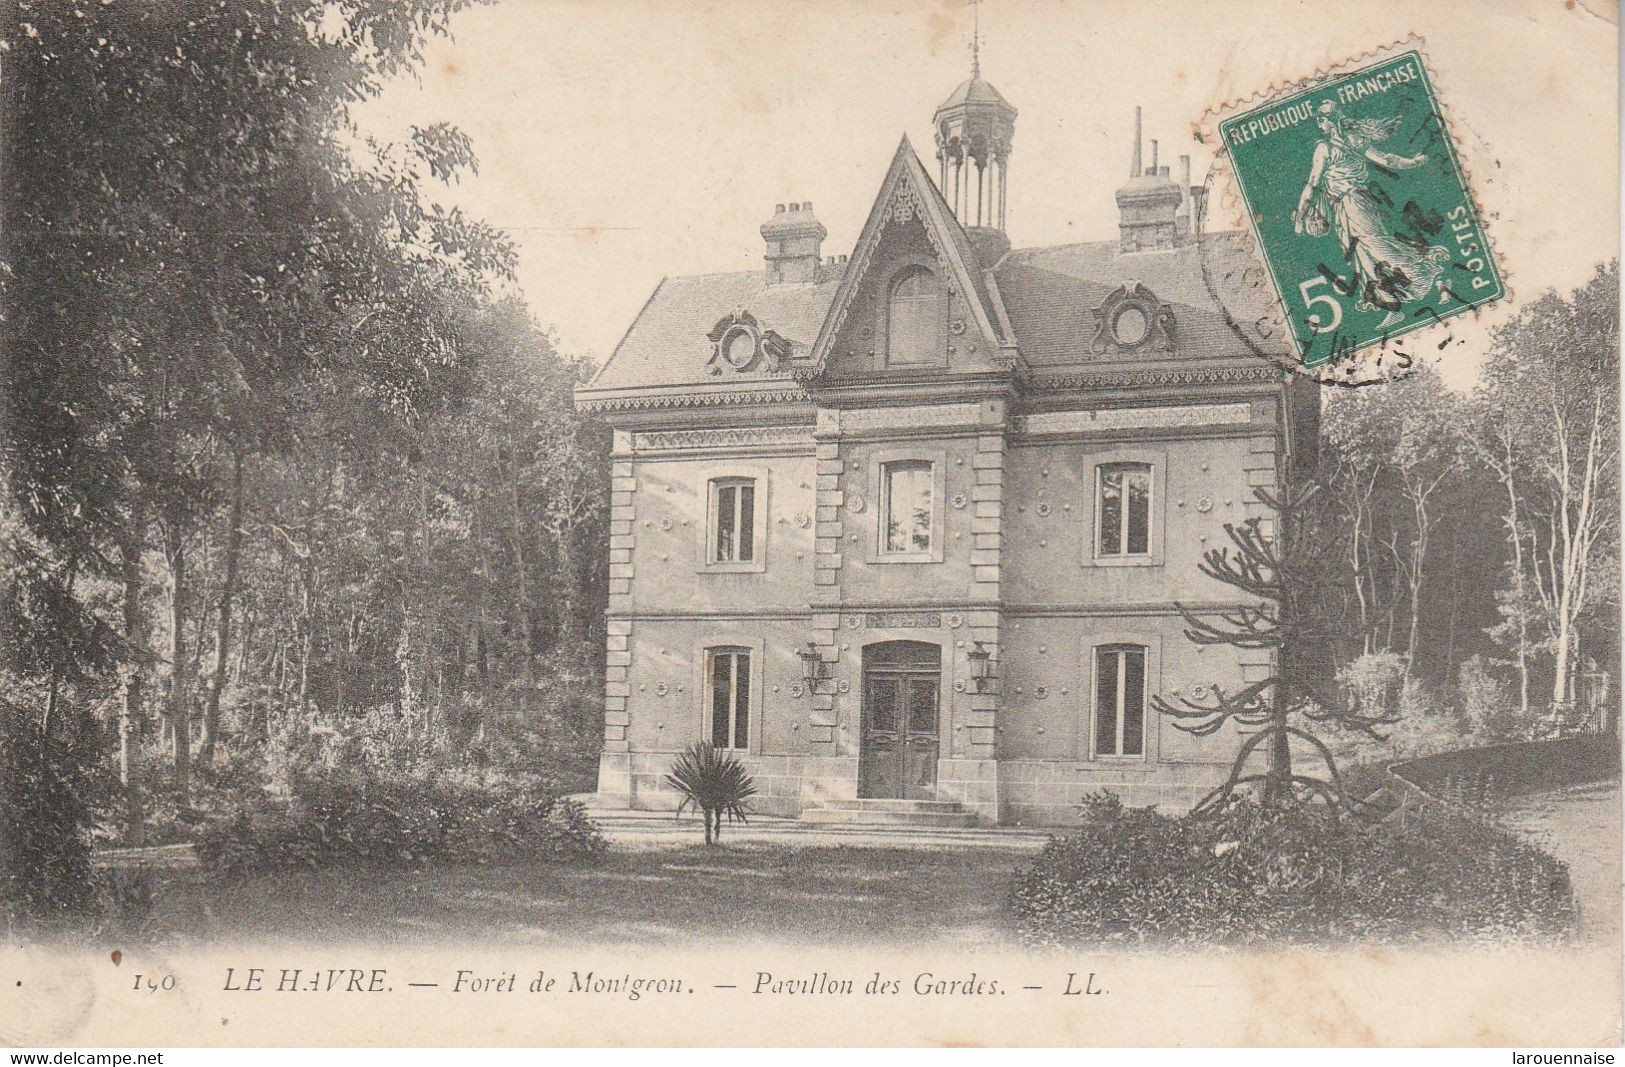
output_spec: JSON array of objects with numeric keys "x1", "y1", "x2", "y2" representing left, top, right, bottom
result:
[
  {"x1": 761, "y1": 202, "x2": 826, "y2": 284},
  {"x1": 1115, "y1": 109, "x2": 1184, "y2": 253}
]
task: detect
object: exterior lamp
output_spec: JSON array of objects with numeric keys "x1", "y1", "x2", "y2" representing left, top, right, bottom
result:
[
  {"x1": 967, "y1": 640, "x2": 994, "y2": 693},
  {"x1": 797, "y1": 642, "x2": 825, "y2": 694}
]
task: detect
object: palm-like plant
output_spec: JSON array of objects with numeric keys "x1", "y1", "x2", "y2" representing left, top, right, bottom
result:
[{"x1": 664, "y1": 743, "x2": 757, "y2": 845}]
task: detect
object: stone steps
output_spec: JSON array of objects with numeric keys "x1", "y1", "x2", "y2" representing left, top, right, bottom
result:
[{"x1": 799, "y1": 798, "x2": 980, "y2": 828}]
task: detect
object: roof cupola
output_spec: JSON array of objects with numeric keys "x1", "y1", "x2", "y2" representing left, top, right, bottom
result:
[{"x1": 932, "y1": 6, "x2": 1016, "y2": 235}]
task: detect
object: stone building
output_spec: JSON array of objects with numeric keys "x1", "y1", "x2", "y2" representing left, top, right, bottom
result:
[{"x1": 575, "y1": 65, "x2": 1319, "y2": 826}]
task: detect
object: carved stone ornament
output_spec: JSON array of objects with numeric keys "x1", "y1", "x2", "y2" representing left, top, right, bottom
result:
[
  {"x1": 864, "y1": 611, "x2": 943, "y2": 629},
  {"x1": 794, "y1": 511, "x2": 812, "y2": 529},
  {"x1": 1036, "y1": 501, "x2": 1052, "y2": 518},
  {"x1": 951, "y1": 492, "x2": 968, "y2": 510},
  {"x1": 1196, "y1": 495, "x2": 1214, "y2": 514},
  {"x1": 849, "y1": 496, "x2": 867, "y2": 514},
  {"x1": 1090, "y1": 281, "x2": 1177, "y2": 355},
  {"x1": 946, "y1": 613, "x2": 964, "y2": 629},
  {"x1": 705, "y1": 309, "x2": 793, "y2": 375},
  {"x1": 655, "y1": 682, "x2": 669, "y2": 697}
]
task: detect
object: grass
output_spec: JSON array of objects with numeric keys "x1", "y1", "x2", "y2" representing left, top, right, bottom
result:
[{"x1": 132, "y1": 844, "x2": 1034, "y2": 948}]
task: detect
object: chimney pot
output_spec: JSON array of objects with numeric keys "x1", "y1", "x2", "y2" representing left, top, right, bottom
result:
[
  {"x1": 1150, "y1": 139, "x2": 1159, "y2": 174},
  {"x1": 775, "y1": 203, "x2": 786, "y2": 213},
  {"x1": 1131, "y1": 106, "x2": 1143, "y2": 177}
]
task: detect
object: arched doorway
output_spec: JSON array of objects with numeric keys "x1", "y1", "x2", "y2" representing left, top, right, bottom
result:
[{"x1": 860, "y1": 640, "x2": 941, "y2": 799}]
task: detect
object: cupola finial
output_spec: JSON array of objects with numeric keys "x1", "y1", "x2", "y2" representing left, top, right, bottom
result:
[{"x1": 970, "y1": 0, "x2": 981, "y2": 77}]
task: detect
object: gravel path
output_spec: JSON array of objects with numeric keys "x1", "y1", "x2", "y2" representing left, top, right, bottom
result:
[{"x1": 1500, "y1": 780, "x2": 1621, "y2": 942}]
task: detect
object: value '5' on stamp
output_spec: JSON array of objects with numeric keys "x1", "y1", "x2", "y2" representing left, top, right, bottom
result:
[{"x1": 1219, "y1": 49, "x2": 1505, "y2": 368}]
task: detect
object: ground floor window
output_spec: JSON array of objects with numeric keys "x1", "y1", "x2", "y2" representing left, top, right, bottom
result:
[
  {"x1": 1094, "y1": 644, "x2": 1146, "y2": 757},
  {"x1": 707, "y1": 647, "x2": 751, "y2": 750}
]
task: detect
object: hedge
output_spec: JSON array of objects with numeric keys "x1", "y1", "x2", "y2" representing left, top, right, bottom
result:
[{"x1": 1008, "y1": 793, "x2": 1574, "y2": 948}]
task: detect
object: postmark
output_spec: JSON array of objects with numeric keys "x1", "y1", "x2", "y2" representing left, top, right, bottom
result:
[{"x1": 1204, "y1": 43, "x2": 1506, "y2": 373}]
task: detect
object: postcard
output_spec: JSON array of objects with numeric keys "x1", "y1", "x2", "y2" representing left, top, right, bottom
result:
[{"x1": 2, "y1": 0, "x2": 1618, "y2": 1049}]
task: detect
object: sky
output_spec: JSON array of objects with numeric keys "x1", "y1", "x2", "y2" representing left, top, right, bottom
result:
[{"x1": 358, "y1": 0, "x2": 1619, "y2": 389}]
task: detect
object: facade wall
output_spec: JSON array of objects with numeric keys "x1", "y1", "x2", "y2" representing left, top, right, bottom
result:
[{"x1": 596, "y1": 394, "x2": 1282, "y2": 826}]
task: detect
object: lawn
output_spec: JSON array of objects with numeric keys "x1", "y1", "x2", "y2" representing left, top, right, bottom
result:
[{"x1": 133, "y1": 844, "x2": 1035, "y2": 949}]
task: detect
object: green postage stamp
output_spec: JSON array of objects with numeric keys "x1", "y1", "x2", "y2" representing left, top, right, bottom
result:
[{"x1": 1215, "y1": 47, "x2": 1505, "y2": 368}]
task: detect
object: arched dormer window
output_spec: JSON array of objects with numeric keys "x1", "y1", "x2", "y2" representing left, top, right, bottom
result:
[{"x1": 886, "y1": 266, "x2": 941, "y2": 366}]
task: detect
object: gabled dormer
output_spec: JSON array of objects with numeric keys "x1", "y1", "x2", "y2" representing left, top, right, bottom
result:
[{"x1": 786, "y1": 138, "x2": 1020, "y2": 388}]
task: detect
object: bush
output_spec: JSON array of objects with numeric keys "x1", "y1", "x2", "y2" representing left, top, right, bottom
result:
[
  {"x1": 1008, "y1": 797, "x2": 1574, "y2": 948},
  {"x1": 194, "y1": 767, "x2": 605, "y2": 879},
  {"x1": 1458, "y1": 655, "x2": 1524, "y2": 741},
  {"x1": 1, "y1": 704, "x2": 101, "y2": 931}
]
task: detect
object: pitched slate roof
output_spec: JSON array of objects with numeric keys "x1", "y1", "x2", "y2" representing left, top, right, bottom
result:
[
  {"x1": 579, "y1": 217, "x2": 1261, "y2": 396},
  {"x1": 581, "y1": 270, "x2": 841, "y2": 395},
  {"x1": 993, "y1": 230, "x2": 1258, "y2": 368}
]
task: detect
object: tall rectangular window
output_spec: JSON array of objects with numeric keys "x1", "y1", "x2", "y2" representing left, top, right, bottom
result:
[
  {"x1": 707, "y1": 647, "x2": 751, "y2": 750},
  {"x1": 1097, "y1": 462, "x2": 1152, "y2": 558},
  {"x1": 1094, "y1": 644, "x2": 1146, "y2": 758},
  {"x1": 882, "y1": 460, "x2": 934, "y2": 554},
  {"x1": 710, "y1": 478, "x2": 756, "y2": 563}
]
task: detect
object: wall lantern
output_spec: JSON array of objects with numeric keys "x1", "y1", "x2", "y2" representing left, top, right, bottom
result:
[
  {"x1": 966, "y1": 640, "x2": 995, "y2": 693},
  {"x1": 797, "y1": 642, "x2": 827, "y2": 695}
]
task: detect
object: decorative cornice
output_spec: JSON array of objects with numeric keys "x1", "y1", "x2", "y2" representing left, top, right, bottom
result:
[
  {"x1": 1029, "y1": 364, "x2": 1278, "y2": 391},
  {"x1": 629, "y1": 426, "x2": 809, "y2": 451},
  {"x1": 577, "y1": 387, "x2": 812, "y2": 414},
  {"x1": 579, "y1": 365, "x2": 1276, "y2": 415}
]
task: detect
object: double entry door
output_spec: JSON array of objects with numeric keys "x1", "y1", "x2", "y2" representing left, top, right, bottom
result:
[{"x1": 858, "y1": 641, "x2": 941, "y2": 800}]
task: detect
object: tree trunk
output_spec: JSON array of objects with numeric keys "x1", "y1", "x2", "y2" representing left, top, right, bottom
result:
[
  {"x1": 200, "y1": 449, "x2": 244, "y2": 762},
  {"x1": 1499, "y1": 443, "x2": 1532, "y2": 719},
  {"x1": 508, "y1": 463, "x2": 535, "y2": 717},
  {"x1": 117, "y1": 523, "x2": 146, "y2": 844},
  {"x1": 164, "y1": 507, "x2": 191, "y2": 804},
  {"x1": 1265, "y1": 713, "x2": 1293, "y2": 807}
]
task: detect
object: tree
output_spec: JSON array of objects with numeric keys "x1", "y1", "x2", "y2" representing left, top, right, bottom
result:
[
  {"x1": 2, "y1": 0, "x2": 510, "y2": 845},
  {"x1": 1476, "y1": 262, "x2": 1620, "y2": 717},
  {"x1": 1151, "y1": 482, "x2": 1397, "y2": 813}
]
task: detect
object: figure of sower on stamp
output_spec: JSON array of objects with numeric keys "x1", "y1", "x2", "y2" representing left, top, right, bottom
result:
[{"x1": 1292, "y1": 101, "x2": 1451, "y2": 332}]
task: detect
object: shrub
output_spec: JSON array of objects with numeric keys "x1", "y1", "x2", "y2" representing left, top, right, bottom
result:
[
  {"x1": 1008, "y1": 796, "x2": 1574, "y2": 948},
  {"x1": 1458, "y1": 655, "x2": 1523, "y2": 741},
  {"x1": 1338, "y1": 650, "x2": 1407, "y2": 722},
  {"x1": 665, "y1": 743, "x2": 757, "y2": 845},
  {"x1": 194, "y1": 767, "x2": 605, "y2": 879},
  {"x1": 1, "y1": 704, "x2": 101, "y2": 931}
]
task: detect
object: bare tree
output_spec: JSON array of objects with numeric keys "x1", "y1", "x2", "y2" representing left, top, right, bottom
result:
[{"x1": 1152, "y1": 482, "x2": 1398, "y2": 813}]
